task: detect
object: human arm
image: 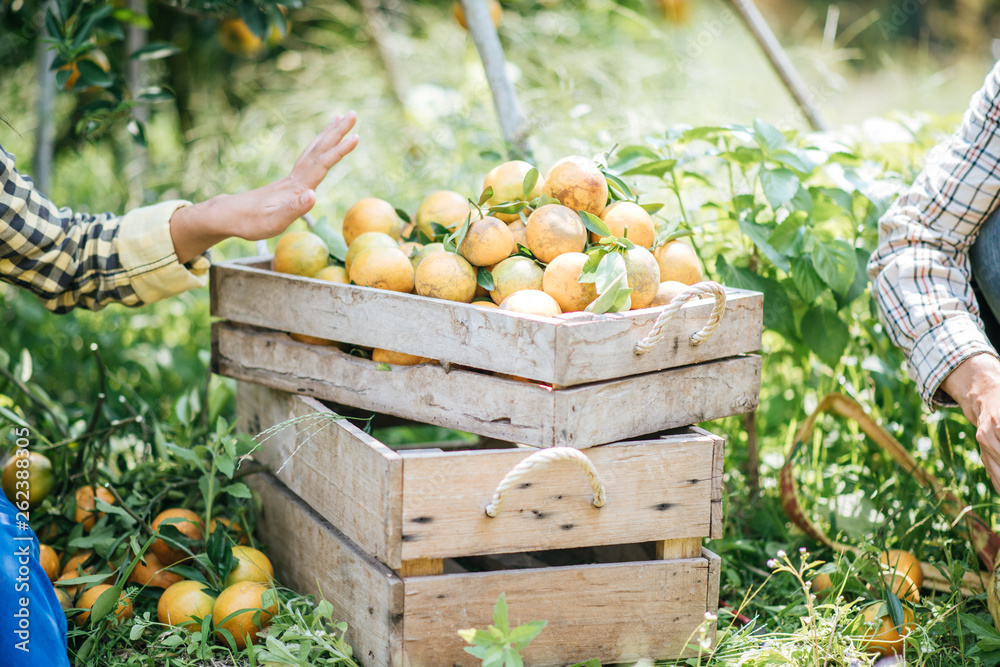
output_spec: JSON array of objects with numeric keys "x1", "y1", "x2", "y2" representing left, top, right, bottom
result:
[
  {"x1": 940, "y1": 353, "x2": 1000, "y2": 490},
  {"x1": 867, "y1": 61, "x2": 1000, "y2": 407},
  {"x1": 0, "y1": 112, "x2": 358, "y2": 312}
]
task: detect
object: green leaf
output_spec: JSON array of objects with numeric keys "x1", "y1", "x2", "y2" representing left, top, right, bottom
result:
[
  {"x1": 639, "y1": 202, "x2": 664, "y2": 215},
  {"x1": 715, "y1": 256, "x2": 794, "y2": 337},
  {"x1": 578, "y1": 211, "x2": 611, "y2": 238},
  {"x1": 478, "y1": 186, "x2": 495, "y2": 207},
  {"x1": 135, "y1": 87, "x2": 174, "y2": 103},
  {"x1": 760, "y1": 168, "x2": 799, "y2": 210},
  {"x1": 594, "y1": 252, "x2": 627, "y2": 294},
  {"x1": 447, "y1": 214, "x2": 474, "y2": 252},
  {"x1": 603, "y1": 171, "x2": 634, "y2": 200},
  {"x1": 75, "y1": 59, "x2": 113, "y2": 89},
  {"x1": 508, "y1": 620, "x2": 547, "y2": 648},
  {"x1": 89, "y1": 585, "x2": 123, "y2": 625},
  {"x1": 238, "y1": 1, "x2": 269, "y2": 38},
  {"x1": 752, "y1": 118, "x2": 787, "y2": 152},
  {"x1": 621, "y1": 158, "x2": 677, "y2": 178},
  {"x1": 71, "y1": 3, "x2": 114, "y2": 50},
  {"x1": 129, "y1": 41, "x2": 180, "y2": 60},
  {"x1": 961, "y1": 613, "x2": 1000, "y2": 640},
  {"x1": 790, "y1": 257, "x2": 825, "y2": 302},
  {"x1": 477, "y1": 267, "x2": 495, "y2": 292},
  {"x1": 834, "y1": 247, "x2": 871, "y2": 309},
  {"x1": 789, "y1": 185, "x2": 813, "y2": 215},
  {"x1": 885, "y1": 590, "x2": 905, "y2": 629},
  {"x1": 768, "y1": 215, "x2": 805, "y2": 255},
  {"x1": 376, "y1": 362, "x2": 391, "y2": 371},
  {"x1": 311, "y1": 219, "x2": 348, "y2": 263},
  {"x1": 585, "y1": 272, "x2": 631, "y2": 314},
  {"x1": 522, "y1": 168, "x2": 539, "y2": 199},
  {"x1": 737, "y1": 216, "x2": 788, "y2": 273},
  {"x1": 800, "y1": 306, "x2": 850, "y2": 367},
  {"x1": 772, "y1": 148, "x2": 813, "y2": 173},
  {"x1": 222, "y1": 483, "x2": 252, "y2": 499},
  {"x1": 493, "y1": 593, "x2": 510, "y2": 635},
  {"x1": 811, "y1": 239, "x2": 856, "y2": 295},
  {"x1": 488, "y1": 202, "x2": 528, "y2": 216}
]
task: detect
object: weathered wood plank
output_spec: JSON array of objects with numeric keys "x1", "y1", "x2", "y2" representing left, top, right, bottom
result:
[
  {"x1": 211, "y1": 258, "x2": 762, "y2": 386},
  {"x1": 656, "y1": 537, "x2": 703, "y2": 560},
  {"x1": 217, "y1": 323, "x2": 760, "y2": 448},
  {"x1": 398, "y1": 559, "x2": 443, "y2": 577},
  {"x1": 403, "y1": 556, "x2": 715, "y2": 666},
  {"x1": 552, "y1": 292, "x2": 764, "y2": 385},
  {"x1": 237, "y1": 383, "x2": 405, "y2": 568},
  {"x1": 398, "y1": 432, "x2": 720, "y2": 561},
  {"x1": 249, "y1": 472, "x2": 404, "y2": 667}
]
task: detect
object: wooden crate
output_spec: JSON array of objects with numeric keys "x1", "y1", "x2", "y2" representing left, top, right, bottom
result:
[
  {"x1": 250, "y1": 471, "x2": 720, "y2": 667},
  {"x1": 216, "y1": 322, "x2": 760, "y2": 449},
  {"x1": 210, "y1": 256, "x2": 763, "y2": 387},
  {"x1": 237, "y1": 382, "x2": 724, "y2": 571}
]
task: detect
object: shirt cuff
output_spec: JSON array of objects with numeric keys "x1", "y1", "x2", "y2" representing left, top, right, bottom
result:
[
  {"x1": 909, "y1": 313, "x2": 1000, "y2": 407},
  {"x1": 116, "y1": 200, "x2": 211, "y2": 304}
]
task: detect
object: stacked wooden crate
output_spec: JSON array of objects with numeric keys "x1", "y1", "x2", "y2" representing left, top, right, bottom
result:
[{"x1": 210, "y1": 256, "x2": 764, "y2": 667}]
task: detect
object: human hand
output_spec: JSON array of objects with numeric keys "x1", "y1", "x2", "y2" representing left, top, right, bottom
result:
[
  {"x1": 941, "y1": 352, "x2": 1000, "y2": 492},
  {"x1": 169, "y1": 112, "x2": 359, "y2": 262}
]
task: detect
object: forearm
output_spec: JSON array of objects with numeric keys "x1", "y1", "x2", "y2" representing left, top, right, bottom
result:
[
  {"x1": 940, "y1": 352, "x2": 1000, "y2": 425},
  {"x1": 168, "y1": 195, "x2": 234, "y2": 265}
]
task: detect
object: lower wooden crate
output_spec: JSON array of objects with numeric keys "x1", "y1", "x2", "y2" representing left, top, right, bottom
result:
[{"x1": 250, "y1": 471, "x2": 720, "y2": 667}]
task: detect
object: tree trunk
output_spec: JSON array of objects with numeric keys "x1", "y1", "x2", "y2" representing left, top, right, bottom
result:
[{"x1": 32, "y1": 0, "x2": 57, "y2": 195}]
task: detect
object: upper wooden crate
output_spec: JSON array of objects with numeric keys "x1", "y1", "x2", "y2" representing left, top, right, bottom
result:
[
  {"x1": 238, "y1": 382, "x2": 724, "y2": 571},
  {"x1": 210, "y1": 256, "x2": 763, "y2": 387}
]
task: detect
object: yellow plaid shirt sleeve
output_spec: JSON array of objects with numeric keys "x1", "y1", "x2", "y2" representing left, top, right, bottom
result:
[{"x1": 0, "y1": 144, "x2": 210, "y2": 313}]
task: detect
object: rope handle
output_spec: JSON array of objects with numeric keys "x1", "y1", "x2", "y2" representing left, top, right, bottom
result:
[
  {"x1": 634, "y1": 281, "x2": 727, "y2": 356},
  {"x1": 485, "y1": 447, "x2": 607, "y2": 518}
]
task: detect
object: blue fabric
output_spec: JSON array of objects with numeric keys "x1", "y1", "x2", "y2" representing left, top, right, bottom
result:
[
  {"x1": 0, "y1": 494, "x2": 69, "y2": 666},
  {"x1": 971, "y1": 206, "x2": 1000, "y2": 321}
]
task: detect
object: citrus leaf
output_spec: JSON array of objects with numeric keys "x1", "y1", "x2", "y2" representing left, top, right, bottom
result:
[
  {"x1": 639, "y1": 202, "x2": 664, "y2": 215},
  {"x1": 478, "y1": 186, "x2": 495, "y2": 207},
  {"x1": 578, "y1": 211, "x2": 611, "y2": 238},
  {"x1": 129, "y1": 41, "x2": 180, "y2": 60},
  {"x1": 488, "y1": 201, "x2": 527, "y2": 216},
  {"x1": 885, "y1": 590, "x2": 905, "y2": 629},
  {"x1": 446, "y1": 213, "x2": 473, "y2": 251},
  {"x1": 602, "y1": 171, "x2": 634, "y2": 200},
  {"x1": 89, "y1": 585, "x2": 123, "y2": 626},
  {"x1": 522, "y1": 168, "x2": 539, "y2": 200},
  {"x1": 477, "y1": 267, "x2": 495, "y2": 292},
  {"x1": 621, "y1": 158, "x2": 677, "y2": 178},
  {"x1": 311, "y1": 219, "x2": 348, "y2": 262},
  {"x1": 395, "y1": 208, "x2": 411, "y2": 224}
]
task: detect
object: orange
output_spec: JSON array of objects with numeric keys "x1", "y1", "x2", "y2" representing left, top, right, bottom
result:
[
  {"x1": 272, "y1": 231, "x2": 330, "y2": 278},
  {"x1": 453, "y1": 0, "x2": 503, "y2": 30},
  {"x1": 74, "y1": 485, "x2": 116, "y2": 532},
  {"x1": 38, "y1": 544, "x2": 59, "y2": 583},
  {"x1": 411, "y1": 242, "x2": 446, "y2": 270},
  {"x1": 289, "y1": 332, "x2": 338, "y2": 346},
  {"x1": 596, "y1": 202, "x2": 655, "y2": 248},
  {"x1": 344, "y1": 231, "x2": 398, "y2": 273},
  {"x1": 62, "y1": 550, "x2": 94, "y2": 576},
  {"x1": 859, "y1": 603, "x2": 915, "y2": 656},
  {"x1": 483, "y1": 160, "x2": 544, "y2": 222},
  {"x1": 415, "y1": 191, "x2": 473, "y2": 238},
  {"x1": 57, "y1": 571, "x2": 86, "y2": 598},
  {"x1": 213, "y1": 581, "x2": 278, "y2": 650},
  {"x1": 542, "y1": 252, "x2": 597, "y2": 313},
  {"x1": 652, "y1": 240, "x2": 703, "y2": 285},
  {"x1": 475, "y1": 300, "x2": 499, "y2": 309},
  {"x1": 158, "y1": 580, "x2": 216, "y2": 632},
  {"x1": 219, "y1": 19, "x2": 264, "y2": 55},
  {"x1": 342, "y1": 198, "x2": 401, "y2": 246},
  {"x1": 490, "y1": 256, "x2": 544, "y2": 304},
  {"x1": 127, "y1": 549, "x2": 184, "y2": 589},
  {"x1": 55, "y1": 588, "x2": 73, "y2": 612},
  {"x1": 399, "y1": 241, "x2": 423, "y2": 259},
  {"x1": 349, "y1": 246, "x2": 415, "y2": 293},
  {"x1": 151, "y1": 509, "x2": 204, "y2": 566},
  {"x1": 811, "y1": 572, "x2": 833, "y2": 596},
  {"x1": 525, "y1": 204, "x2": 587, "y2": 263},
  {"x1": 372, "y1": 349, "x2": 432, "y2": 366},
  {"x1": 2, "y1": 451, "x2": 54, "y2": 509},
  {"x1": 414, "y1": 252, "x2": 478, "y2": 303},
  {"x1": 647, "y1": 280, "x2": 688, "y2": 308},
  {"x1": 225, "y1": 546, "x2": 275, "y2": 587},
  {"x1": 879, "y1": 550, "x2": 923, "y2": 603},
  {"x1": 314, "y1": 265, "x2": 349, "y2": 283},
  {"x1": 543, "y1": 156, "x2": 608, "y2": 217},
  {"x1": 209, "y1": 517, "x2": 249, "y2": 546},
  {"x1": 508, "y1": 220, "x2": 527, "y2": 250},
  {"x1": 499, "y1": 290, "x2": 562, "y2": 317},
  {"x1": 76, "y1": 584, "x2": 133, "y2": 627},
  {"x1": 459, "y1": 216, "x2": 514, "y2": 267},
  {"x1": 623, "y1": 247, "x2": 661, "y2": 309}
]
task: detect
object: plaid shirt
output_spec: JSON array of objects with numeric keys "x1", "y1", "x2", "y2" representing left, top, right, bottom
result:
[
  {"x1": 868, "y1": 61, "x2": 1000, "y2": 407},
  {"x1": 0, "y1": 144, "x2": 209, "y2": 313}
]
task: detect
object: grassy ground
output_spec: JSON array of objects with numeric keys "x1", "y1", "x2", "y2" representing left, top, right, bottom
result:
[{"x1": 3, "y1": 0, "x2": 1000, "y2": 665}]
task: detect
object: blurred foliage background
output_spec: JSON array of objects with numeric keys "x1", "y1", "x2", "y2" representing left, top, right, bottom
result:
[{"x1": 5, "y1": 0, "x2": 1000, "y2": 661}]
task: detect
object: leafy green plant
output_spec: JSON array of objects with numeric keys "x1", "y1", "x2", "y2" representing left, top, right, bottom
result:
[{"x1": 458, "y1": 593, "x2": 548, "y2": 667}]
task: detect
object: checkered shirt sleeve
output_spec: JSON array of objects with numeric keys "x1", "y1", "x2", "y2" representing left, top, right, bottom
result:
[
  {"x1": 0, "y1": 144, "x2": 209, "y2": 313},
  {"x1": 868, "y1": 60, "x2": 1000, "y2": 408}
]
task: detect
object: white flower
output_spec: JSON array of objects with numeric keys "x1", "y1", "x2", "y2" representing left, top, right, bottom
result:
[
  {"x1": 704, "y1": 611, "x2": 718, "y2": 622},
  {"x1": 776, "y1": 549, "x2": 787, "y2": 558},
  {"x1": 766, "y1": 559, "x2": 776, "y2": 568}
]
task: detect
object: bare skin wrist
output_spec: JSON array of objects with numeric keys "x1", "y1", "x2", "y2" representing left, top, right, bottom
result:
[{"x1": 941, "y1": 352, "x2": 1000, "y2": 425}]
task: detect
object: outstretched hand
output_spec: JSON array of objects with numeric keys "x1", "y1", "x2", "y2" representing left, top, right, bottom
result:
[
  {"x1": 169, "y1": 112, "x2": 359, "y2": 263},
  {"x1": 941, "y1": 352, "x2": 1000, "y2": 492}
]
